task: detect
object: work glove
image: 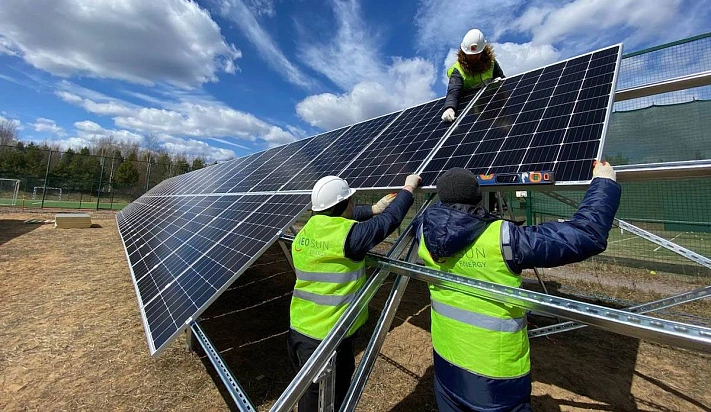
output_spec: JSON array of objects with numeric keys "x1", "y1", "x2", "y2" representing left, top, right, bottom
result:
[
  {"x1": 493, "y1": 77, "x2": 502, "y2": 83},
  {"x1": 371, "y1": 193, "x2": 396, "y2": 215},
  {"x1": 441, "y1": 108, "x2": 456, "y2": 122},
  {"x1": 404, "y1": 174, "x2": 422, "y2": 192},
  {"x1": 592, "y1": 160, "x2": 616, "y2": 181}
]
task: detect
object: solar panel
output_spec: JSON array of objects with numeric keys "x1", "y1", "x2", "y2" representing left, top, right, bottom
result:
[
  {"x1": 250, "y1": 127, "x2": 349, "y2": 192},
  {"x1": 117, "y1": 193, "x2": 309, "y2": 354},
  {"x1": 420, "y1": 44, "x2": 621, "y2": 186},
  {"x1": 119, "y1": 44, "x2": 623, "y2": 357},
  {"x1": 340, "y1": 91, "x2": 477, "y2": 189},
  {"x1": 281, "y1": 111, "x2": 401, "y2": 191}
]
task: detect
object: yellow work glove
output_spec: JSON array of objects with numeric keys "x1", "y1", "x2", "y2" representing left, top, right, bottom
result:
[
  {"x1": 371, "y1": 193, "x2": 397, "y2": 215},
  {"x1": 592, "y1": 160, "x2": 616, "y2": 181}
]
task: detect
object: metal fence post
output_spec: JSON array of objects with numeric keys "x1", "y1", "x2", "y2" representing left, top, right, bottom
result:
[
  {"x1": 40, "y1": 150, "x2": 51, "y2": 208},
  {"x1": 95, "y1": 156, "x2": 105, "y2": 210}
]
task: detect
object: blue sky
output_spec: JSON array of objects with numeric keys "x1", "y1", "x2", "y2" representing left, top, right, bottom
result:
[{"x1": 1, "y1": 0, "x2": 709, "y2": 161}]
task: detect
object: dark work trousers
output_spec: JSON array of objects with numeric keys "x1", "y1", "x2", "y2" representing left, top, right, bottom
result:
[
  {"x1": 433, "y1": 351, "x2": 531, "y2": 412},
  {"x1": 287, "y1": 329, "x2": 356, "y2": 412}
]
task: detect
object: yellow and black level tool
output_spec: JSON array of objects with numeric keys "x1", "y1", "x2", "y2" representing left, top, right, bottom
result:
[{"x1": 477, "y1": 171, "x2": 555, "y2": 186}]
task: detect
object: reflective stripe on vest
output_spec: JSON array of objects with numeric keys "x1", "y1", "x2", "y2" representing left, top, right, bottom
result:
[
  {"x1": 290, "y1": 215, "x2": 367, "y2": 340},
  {"x1": 418, "y1": 219, "x2": 530, "y2": 378},
  {"x1": 294, "y1": 268, "x2": 365, "y2": 283},
  {"x1": 447, "y1": 61, "x2": 495, "y2": 90},
  {"x1": 292, "y1": 289, "x2": 358, "y2": 306},
  {"x1": 431, "y1": 300, "x2": 526, "y2": 333}
]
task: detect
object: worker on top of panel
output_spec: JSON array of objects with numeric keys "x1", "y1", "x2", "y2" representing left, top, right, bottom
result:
[
  {"x1": 414, "y1": 161, "x2": 621, "y2": 412},
  {"x1": 288, "y1": 173, "x2": 421, "y2": 411},
  {"x1": 441, "y1": 28, "x2": 505, "y2": 123}
]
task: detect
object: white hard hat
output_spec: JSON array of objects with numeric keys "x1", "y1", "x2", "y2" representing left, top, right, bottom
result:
[
  {"x1": 311, "y1": 176, "x2": 356, "y2": 212},
  {"x1": 460, "y1": 29, "x2": 487, "y2": 55}
]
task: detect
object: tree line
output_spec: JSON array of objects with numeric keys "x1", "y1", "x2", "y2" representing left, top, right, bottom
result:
[{"x1": 0, "y1": 120, "x2": 211, "y2": 199}]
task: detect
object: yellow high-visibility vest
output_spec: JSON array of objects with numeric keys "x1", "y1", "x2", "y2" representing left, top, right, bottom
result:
[
  {"x1": 290, "y1": 215, "x2": 367, "y2": 340},
  {"x1": 418, "y1": 220, "x2": 530, "y2": 378}
]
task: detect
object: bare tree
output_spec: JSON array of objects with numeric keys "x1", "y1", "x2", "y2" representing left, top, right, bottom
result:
[{"x1": 0, "y1": 119, "x2": 18, "y2": 147}]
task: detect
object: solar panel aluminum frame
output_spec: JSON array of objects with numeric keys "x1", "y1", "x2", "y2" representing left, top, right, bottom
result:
[
  {"x1": 413, "y1": 87, "x2": 492, "y2": 191},
  {"x1": 418, "y1": 43, "x2": 624, "y2": 191},
  {"x1": 556, "y1": 43, "x2": 623, "y2": 187},
  {"x1": 117, "y1": 193, "x2": 310, "y2": 356}
]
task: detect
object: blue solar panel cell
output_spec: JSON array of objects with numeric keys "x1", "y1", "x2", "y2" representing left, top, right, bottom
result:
[
  {"x1": 281, "y1": 112, "x2": 400, "y2": 191},
  {"x1": 340, "y1": 91, "x2": 477, "y2": 189},
  {"x1": 117, "y1": 193, "x2": 309, "y2": 354},
  {"x1": 250, "y1": 128, "x2": 349, "y2": 192}
]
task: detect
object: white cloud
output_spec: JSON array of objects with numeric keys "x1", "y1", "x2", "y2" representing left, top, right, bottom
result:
[
  {"x1": 55, "y1": 88, "x2": 136, "y2": 117},
  {"x1": 73, "y1": 120, "x2": 144, "y2": 145},
  {"x1": 415, "y1": 0, "x2": 522, "y2": 54},
  {"x1": 297, "y1": 57, "x2": 437, "y2": 130},
  {"x1": 214, "y1": 0, "x2": 314, "y2": 88},
  {"x1": 56, "y1": 83, "x2": 297, "y2": 147},
  {"x1": 295, "y1": 0, "x2": 438, "y2": 129},
  {"x1": 31, "y1": 118, "x2": 66, "y2": 137},
  {"x1": 519, "y1": 0, "x2": 685, "y2": 50},
  {"x1": 494, "y1": 42, "x2": 562, "y2": 77},
  {"x1": 0, "y1": 115, "x2": 23, "y2": 130},
  {"x1": 160, "y1": 134, "x2": 236, "y2": 161},
  {"x1": 0, "y1": 0, "x2": 241, "y2": 88},
  {"x1": 297, "y1": 0, "x2": 386, "y2": 90}
]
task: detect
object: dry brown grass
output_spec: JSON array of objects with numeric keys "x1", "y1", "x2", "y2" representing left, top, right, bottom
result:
[{"x1": 1, "y1": 210, "x2": 710, "y2": 411}]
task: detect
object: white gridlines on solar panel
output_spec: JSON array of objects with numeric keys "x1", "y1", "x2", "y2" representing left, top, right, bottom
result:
[
  {"x1": 419, "y1": 44, "x2": 621, "y2": 186},
  {"x1": 280, "y1": 110, "x2": 402, "y2": 191},
  {"x1": 340, "y1": 91, "x2": 477, "y2": 189},
  {"x1": 117, "y1": 193, "x2": 309, "y2": 354}
]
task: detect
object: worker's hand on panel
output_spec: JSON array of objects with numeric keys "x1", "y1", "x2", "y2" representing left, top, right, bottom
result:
[
  {"x1": 371, "y1": 193, "x2": 397, "y2": 215},
  {"x1": 592, "y1": 160, "x2": 616, "y2": 181},
  {"x1": 493, "y1": 77, "x2": 503, "y2": 83},
  {"x1": 404, "y1": 175, "x2": 422, "y2": 193},
  {"x1": 441, "y1": 108, "x2": 456, "y2": 122}
]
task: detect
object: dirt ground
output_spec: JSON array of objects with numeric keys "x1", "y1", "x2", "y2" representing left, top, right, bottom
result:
[{"x1": 1, "y1": 210, "x2": 710, "y2": 412}]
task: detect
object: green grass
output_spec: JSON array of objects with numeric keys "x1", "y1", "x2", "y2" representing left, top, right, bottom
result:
[
  {"x1": 0, "y1": 197, "x2": 127, "y2": 210},
  {"x1": 603, "y1": 227, "x2": 711, "y2": 265}
]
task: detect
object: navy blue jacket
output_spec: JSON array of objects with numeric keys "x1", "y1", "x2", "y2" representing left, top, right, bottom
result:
[
  {"x1": 414, "y1": 177, "x2": 621, "y2": 411},
  {"x1": 415, "y1": 177, "x2": 621, "y2": 273},
  {"x1": 344, "y1": 190, "x2": 414, "y2": 261}
]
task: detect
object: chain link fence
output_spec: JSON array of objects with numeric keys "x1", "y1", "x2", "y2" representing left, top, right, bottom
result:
[{"x1": 0, "y1": 144, "x2": 179, "y2": 209}]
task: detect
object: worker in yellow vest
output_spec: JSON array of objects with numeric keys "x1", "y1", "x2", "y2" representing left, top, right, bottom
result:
[
  {"x1": 289, "y1": 174, "x2": 421, "y2": 411},
  {"x1": 415, "y1": 163, "x2": 620, "y2": 411},
  {"x1": 441, "y1": 28, "x2": 505, "y2": 123}
]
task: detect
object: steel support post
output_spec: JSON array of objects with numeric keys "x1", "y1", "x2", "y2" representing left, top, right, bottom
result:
[
  {"x1": 270, "y1": 227, "x2": 417, "y2": 412},
  {"x1": 190, "y1": 322, "x2": 257, "y2": 412},
  {"x1": 317, "y1": 354, "x2": 337, "y2": 412},
  {"x1": 368, "y1": 256, "x2": 711, "y2": 353},
  {"x1": 529, "y1": 285, "x2": 711, "y2": 338}
]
